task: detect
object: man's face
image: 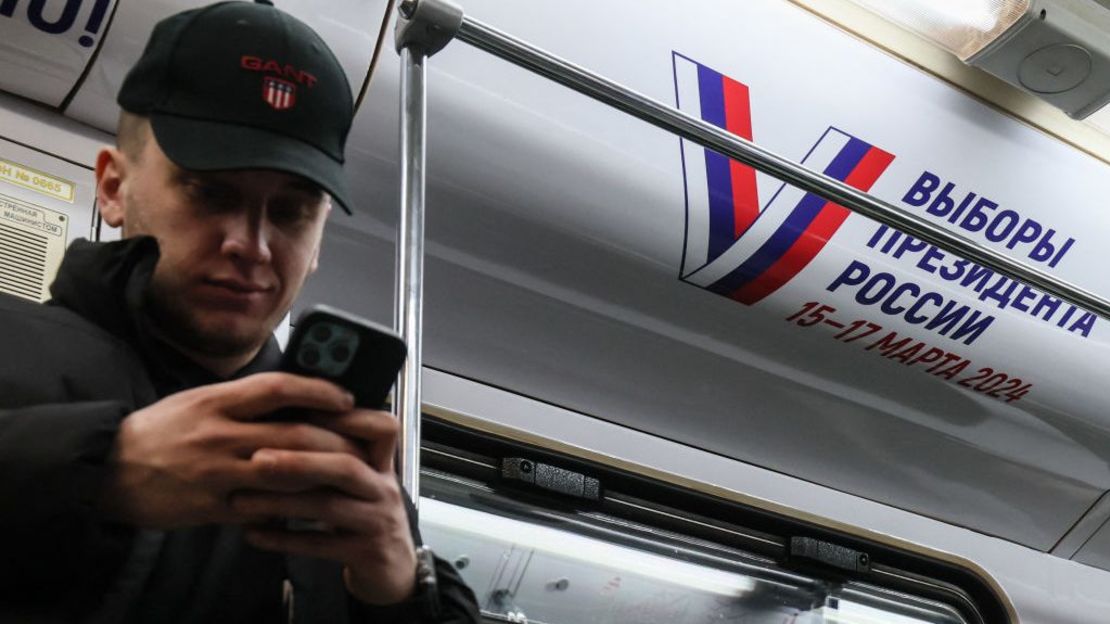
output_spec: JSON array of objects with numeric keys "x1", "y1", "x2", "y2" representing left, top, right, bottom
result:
[{"x1": 100, "y1": 130, "x2": 330, "y2": 359}]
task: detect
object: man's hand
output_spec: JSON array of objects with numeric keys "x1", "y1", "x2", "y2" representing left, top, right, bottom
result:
[
  {"x1": 95, "y1": 372, "x2": 363, "y2": 529},
  {"x1": 97, "y1": 372, "x2": 418, "y2": 604},
  {"x1": 230, "y1": 409, "x2": 418, "y2": 605}
]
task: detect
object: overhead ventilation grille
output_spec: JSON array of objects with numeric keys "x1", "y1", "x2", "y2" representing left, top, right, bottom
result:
[
  {"x1": 0, "y1": 192, "x2": 68, "y2": 302},
  {"x1": 0, "y1": 222, "x2": 48, "y2": 300}
]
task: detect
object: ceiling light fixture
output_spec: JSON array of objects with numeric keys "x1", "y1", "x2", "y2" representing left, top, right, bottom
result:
[
  {"x1": 850, "y1": 0, "x2": 1032, "y2": 60},
  {"x1": 848, "y1": 0, "x2": 1110, "y2": 119}
]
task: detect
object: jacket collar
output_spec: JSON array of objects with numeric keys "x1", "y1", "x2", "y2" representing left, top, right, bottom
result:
[
  {"x1": 48, "y1": 237, "x2": 281, "y2": 392},
  {"x1": 49, "y1": 236, "x2": 158, "y2": 343}
]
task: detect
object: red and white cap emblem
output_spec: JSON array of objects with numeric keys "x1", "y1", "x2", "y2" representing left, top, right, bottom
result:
[{"x1": 263, "y1": 76, "x2": 296, "y2": 110}]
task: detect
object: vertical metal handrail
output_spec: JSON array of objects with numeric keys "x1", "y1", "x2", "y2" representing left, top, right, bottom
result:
[{"x1": 394, "y1": 45, "x2": 427, "y2": 505}]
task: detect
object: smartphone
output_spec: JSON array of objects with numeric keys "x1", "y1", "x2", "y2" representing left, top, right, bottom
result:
[
  {"x1": 280, "y1": 304, "x2": 407, "y2": 409},
  {"x1": 274, "y1": 305, "x2": 406, "y2": 532}
]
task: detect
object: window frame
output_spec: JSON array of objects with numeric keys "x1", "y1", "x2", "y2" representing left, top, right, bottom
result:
[{"x1": 419, "y1": 414, "x2": 1011, "y2": 624}]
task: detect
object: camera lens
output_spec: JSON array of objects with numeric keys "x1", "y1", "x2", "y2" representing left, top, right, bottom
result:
[
  {"x1": 331, "y1": 344, "x2": 351, "y2": 363},
  {"x1": 312, "y1": 325, "x2": 332, "y2": 342},
  {"x1": 301, "y1": 344, "x2": 321, "y2": 367}
]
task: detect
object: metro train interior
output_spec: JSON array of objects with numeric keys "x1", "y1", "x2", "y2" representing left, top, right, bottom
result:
[{"x1": 8, "y1": 0, "x2": 1110, "y2": 622}]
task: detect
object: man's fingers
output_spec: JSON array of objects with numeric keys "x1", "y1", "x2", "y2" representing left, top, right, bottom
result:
[
  {"x1": 233, "y1": 421, "x2": 371, "y2": 462},
  {"x1": 244, "y1": 449, "x2": 397, "y2": 500},
  {"x1": 232, "y1": 489, "x2": 373, "y2": 531},
  {"x1": 304, "y1": 410, "x2": 397, "y2": 472},
  {"x1": 215, "y1": 373, "x2": 354, "y2": 420},
  {"x1": 244, "y1": 525, "x2": 362, "y2": 563}
]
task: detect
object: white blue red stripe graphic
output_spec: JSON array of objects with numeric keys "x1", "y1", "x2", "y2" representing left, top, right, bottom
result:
[
  {"x1": 673, "y1": 52, "x2": 895, "y2": 304},
  {"x1": 263, "y1": 77, "x2": 296, "y2": 111}
]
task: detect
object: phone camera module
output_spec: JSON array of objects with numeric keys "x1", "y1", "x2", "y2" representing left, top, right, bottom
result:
[
  {"x1": 312, "y1": 325, "x2": 332, "y2": 342},
  {"x1": 331, "y1": 344, "x2": 351, "y2": 363},
  {"x1": 299, "y1": 344, "x2": 321, "y2": 368},
  {"x1": 297, "y1": 321, "x2": 360, "y2": 377}
]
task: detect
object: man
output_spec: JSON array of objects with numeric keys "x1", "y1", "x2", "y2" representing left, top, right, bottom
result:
[{"x1": 0, "y1": 1, "x2": 480, "y2": 622}]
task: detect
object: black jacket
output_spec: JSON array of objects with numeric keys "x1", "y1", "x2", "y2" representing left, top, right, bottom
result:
[{"x1": 0, "y1": 237, "x2": 481, "y2": 623}]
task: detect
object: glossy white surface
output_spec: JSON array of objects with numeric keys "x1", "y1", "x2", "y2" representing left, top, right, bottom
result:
[
  {"x1": 0, "y1": 0, "x2": 118, "y2": 106},
  {"x1": 1072, "y1": 514, "x2": 1110, "y2": 570},
  {"x1": 0, "y1": 90, "x2": 109, "y2": 165},
  {"x1": 0, "y1": 91, "x2": 103, "y2": 242},
  {"x1": 421, "y1": 367, "x2": 1110, "y2": 624},
  {"x1": 5, "y1": 0, "x2": 1110, "y2": 618},
  {"x1": 300, "y1": 0, "x2": 1110, "y2": 552}
]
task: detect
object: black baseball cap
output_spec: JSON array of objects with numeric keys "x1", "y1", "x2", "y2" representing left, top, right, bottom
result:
[{"x1": 118, "y1": 0, "x2": 355, "y2": 213}]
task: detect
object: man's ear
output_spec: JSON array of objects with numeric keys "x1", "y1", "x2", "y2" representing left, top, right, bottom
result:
[
  {"x1": 308, "y1": 242, "x2": 321, "y2": 273},
  {"x1": 307, "y1": 201, "x2": 332, "y2": 274},
  {"x1": 95, "y1": 147, "x2": 127, "y2": 228}
]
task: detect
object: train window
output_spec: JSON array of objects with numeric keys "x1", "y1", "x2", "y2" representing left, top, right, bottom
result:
[
  {"x1": 418, "y1": 417, "x2": 1006, "y2": 624},
  {"x1": 420, "y1": 481, "x2": 965, "y2": 623}
]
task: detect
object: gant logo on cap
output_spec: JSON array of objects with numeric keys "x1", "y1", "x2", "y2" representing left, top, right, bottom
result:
[
  {"x1": 263, "y1": 76, "x2": 296, "y2": 110},
  {"x1": 241, "y1": 55, "x2": 318, "y2": 112},
  {"x1": 240, "y1": 55, "x2": 318, "y2": 87}
]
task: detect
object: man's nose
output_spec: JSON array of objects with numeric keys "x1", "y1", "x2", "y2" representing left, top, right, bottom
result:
[{"x1": 220, "y1": 212, "x2": 272, "y2": 264}]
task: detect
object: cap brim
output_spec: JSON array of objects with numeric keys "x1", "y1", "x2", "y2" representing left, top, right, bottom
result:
[{"x1": 149, "y1": 113, "x2": 353, "y2": 215}]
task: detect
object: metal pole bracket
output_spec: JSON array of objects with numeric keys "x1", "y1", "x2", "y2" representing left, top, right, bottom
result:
[{"x1": 395, "y1": 0, "x2": 463, "y2": 56}]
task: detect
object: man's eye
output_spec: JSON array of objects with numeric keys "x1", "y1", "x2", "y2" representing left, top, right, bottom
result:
[
  {"x1": 269, "y1": 198, "x2": 315, "y2": 225},
  {"x1": 187, "y1": 181, "x2": 236, "y2": 207}
]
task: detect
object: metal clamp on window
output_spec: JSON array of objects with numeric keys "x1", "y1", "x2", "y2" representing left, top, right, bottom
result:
[{"x1": 501, "y1": 457, "x2": 602, "y2": 501}]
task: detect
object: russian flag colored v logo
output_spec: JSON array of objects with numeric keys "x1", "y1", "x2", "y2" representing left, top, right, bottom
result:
[{"x1": 673, "y1": 52, "x2": 895, "y2": 305}]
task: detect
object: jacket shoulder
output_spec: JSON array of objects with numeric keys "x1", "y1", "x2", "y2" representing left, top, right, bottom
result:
[
  {"x1": 0, "y1": 293, "x2": 151, "y2": 407},
  {"x1": 0, "y1": 292, "x2": 130, "y2": 349}
]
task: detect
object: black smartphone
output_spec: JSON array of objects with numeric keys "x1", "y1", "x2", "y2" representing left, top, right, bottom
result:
[
  {"x1": 280, "y1": 304, "x2": 407, "y2": 409},
  {"x1": 273, "y1": 305, "x2": 406, "y2": 532}
]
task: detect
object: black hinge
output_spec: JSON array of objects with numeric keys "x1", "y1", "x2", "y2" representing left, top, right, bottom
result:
[
  {"x1": 501, "y1": 457, "x2": 601, "y2": 501},
  {"x1": 789, "y1": 536, "x2": 871, "y2": 573}
]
